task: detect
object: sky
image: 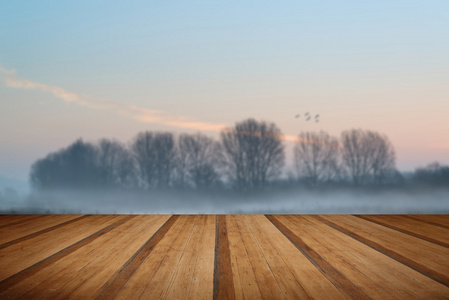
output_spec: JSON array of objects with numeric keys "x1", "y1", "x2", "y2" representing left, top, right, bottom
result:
[{"x1": 1, "y1": 1, "x2": 448, "y2": 181}]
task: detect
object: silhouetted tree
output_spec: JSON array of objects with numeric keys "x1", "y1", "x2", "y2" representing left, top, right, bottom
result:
[
  {"x1": 30, "y1": 139, "x2": 102, "y2": 189},
  {"x1": 175, "y1": 133, "x2": 223, "y2": 189},
  {"x1": 131, "y1": 132, "x2": 176, "y2": 189},
  {"x1": 30, "y1": 126, "x2": 414, "y2": 193},
  {"x1": 221, "y1": 119, "x2": 285, "y2": 190},
  {"x1": 413, "y1": 162, "x2": 449, "y2": 187},
  {"x1": 294, "y1": 131, "x2": 340, "y2": 185},
  {"x1": 96, "y1": 139, "x2": 137, "y2": 188},
  {"x1": 341, "y1": 129, "x2": 396, "y2": 185}
]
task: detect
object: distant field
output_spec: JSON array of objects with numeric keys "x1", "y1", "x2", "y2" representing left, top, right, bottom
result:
[{"x1": 0, "y1": 214, "x2": 448, "y2": 299}]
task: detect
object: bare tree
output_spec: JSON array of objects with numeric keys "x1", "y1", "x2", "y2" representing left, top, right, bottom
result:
[
  {"x1": 96, "y1": 139, "x2": 136, "y2": 188},
  {"x1": 175, "y1": 133, "x2": 223, "y2": 189},
  {"x1": 221, "y1": 118, "x2": 285, "y2": 190},
  {"x1": 30, "y1": 139, "x2": 102, "y2": 189},
  {"x1": 131, "y1": 132, "x2": 176, "y2": 189},
  {"x1": 294, "y1": 131, "x2": 340, "y2": 185},
  {"x1": 341, "y1": 129, "x2": 396, "y2": 185}
]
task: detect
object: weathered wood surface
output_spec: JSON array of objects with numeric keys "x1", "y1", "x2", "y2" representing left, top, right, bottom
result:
[{"x1": 0, "y1": 214, "x2": 448, "y2": 299}]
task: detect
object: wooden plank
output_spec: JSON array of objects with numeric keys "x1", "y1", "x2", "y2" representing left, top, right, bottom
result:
[
  {"x1": 242, "y1": 215, "x2": 309, "y2": 299},
  {"x1": 267, "y1": 215, "x2": 370, "y2": 300},
  {"x1": 0, "y1": 214, "x2": 41, "y2": 233},
  {"x1": 112, "y1": 215, "x2": 189, "y2": 299},
  {"x1": 0, "y1": 215, "x2": 89, "y2": 250},
  {"x1": 318, "y1": 215, "x2": 449, "y2": 288},
  {"x1": 0, "y1": 215, "x2": 152, "y2": 299},
  {"x1": 58, "y1": 215, "x2": 171, "y2": 299},
  {"x1": 407, "y1": 215, "x2": 449, "y2": 230},
  {"x1": 0, "y1": 215, "x2": 82, "y2": 244},
  {"x1": 0, "y1": 215, "x2": 130, "y2": 292},
  {"x1": 227, "y1": 215, "x2": 262, "y2": 300},
  {"x1": 188, "y1": 215, "x2": 216, "y2": 299},
  {"x1": 96, "y1": 215, "x2": 179, "y2": 299},
  {"x1": 303, "y1": 215, "x2": 449, "y2": 299},
  {"x1": 249, "y1": 215, "x2": 346, "y2": 299},
  {"x1": 0, "y1": 214, "x2": 448, "y2": 299},
  {"x1": 283, "y1": 215, "x2": 395, "y2": 298},
  {"x1": 164, "y1": 215, "x2": 209, "y2": 299},
  {"x1": 0, "y1": 215, "x2": 120, "y2": 282},
  {"x1": 0, "y1": 215, "x2": 24, "y2": 226},
  {"x1": 357, "y1": 215, "x2": 449, "y2": 248},
  {"x1": 213, "y1": 215, "x2": 235, "y2": 300},
  {"x1": 137, "y1": 216, "x2": 197, "y2": 299},
  {"x1": 0, "y1": 215, "x2": 46, "y2": 228},
  {"x1": 248, "y1": 215, "x2": 346, "y2": 300},
  {"x1": 235, "y1": 215, "x2": 286, "y2": 299}
]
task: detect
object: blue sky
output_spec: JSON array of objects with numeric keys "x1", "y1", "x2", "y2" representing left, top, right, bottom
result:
[{"x1": 1, "y1": 1, "x2": 448, "y2": 180}]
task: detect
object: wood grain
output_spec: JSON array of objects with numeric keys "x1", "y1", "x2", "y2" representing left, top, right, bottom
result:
[
  {"x1": 267, "y1": 215, "x2": 369, "y2": 300},
  {"x1": 0, "y1": 215, "x2": 131, "y2": 291},
  {"x1": 247, "y1": 215, "x2": 346, "y2": 299},
  {"x1": 227, "y1": 215, "x2": 261, "y2": 300},
  {"x1": 113, "y1": 215, "x2": 189, "y2": 299},
  {"x1": 214, "y1": 215, "x2": 235, "y2": 300},
  {"x1": 188, "y1": 215, "x2": 216, "y2": 299},
  {"x1": 0, "y1": 215, "x2": 89, "y2": 250},
  {"x1": 407, "y1": 215, "x2": 449, "y2": 230},
  {"x1": 0, "y1": 215, "x2": 46, "y2": 228},
  {"x1": 164, "y1": 215, "x2": 215, "y2": 300},
  {"x1": 0, "y1": 214, "x2": 448, "y2": 299},
  {"x1": 96, "y1": 215, "x2": 179, "y2": 299},
  {"x1": 305, "y1": 215, "x2": 449, "y2": 298},
  {"x1": 243, "y1": 215, "x2": 311, "y2": 299},
  {"x1": 0, "y1": 215, "x2": 158, "y2": 299},
  {"x1": 0, "y1": 215, "x2": 82, "y2": 244},
  {"x1": 356, "y1": 215, "x2": 449, "y2": 248},
  {"x1": 317, "y1": 215, "x2": 449, "y2": 288},
  {"x1": 138, "y1": 215, "x2": 196, "y2": 300}
]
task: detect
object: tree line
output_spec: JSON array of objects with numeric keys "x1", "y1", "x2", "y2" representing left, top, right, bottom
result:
[{"x1": 30, "y1": 118, "x2": 449, "y2": 191}]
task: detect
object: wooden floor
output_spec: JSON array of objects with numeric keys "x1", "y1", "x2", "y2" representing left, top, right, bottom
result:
[{"x1": 0, "y1": 215, "x2": 448, "y2": 299}]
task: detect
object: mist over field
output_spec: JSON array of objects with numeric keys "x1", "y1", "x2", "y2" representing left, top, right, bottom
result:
[{"x1": 2, "y1": 188, "x2": 449, "y2": 215}]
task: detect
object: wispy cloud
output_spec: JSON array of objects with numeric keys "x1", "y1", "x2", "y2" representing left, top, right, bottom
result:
[
  {"x1": 1, "y1": 66, "x2": 304, "y2": 141},
  {"x1": 1, "y1": 67, "x2": 79, "y2": 102},
  {"x1": 0, "y1": 66, "x2": 227, "y2": 132}
]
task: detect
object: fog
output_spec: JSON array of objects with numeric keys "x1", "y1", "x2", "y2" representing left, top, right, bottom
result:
[
  {"x1": 2, "y1": 188, "x2": 448, "y2": 215},
  {"x1": 2, "y1": 124, "x2": 449, "y2": 215}
]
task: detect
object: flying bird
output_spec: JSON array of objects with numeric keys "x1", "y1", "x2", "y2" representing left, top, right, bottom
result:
[{"x1": 306, "y1": 116, "x2": 311, "y2": 121}]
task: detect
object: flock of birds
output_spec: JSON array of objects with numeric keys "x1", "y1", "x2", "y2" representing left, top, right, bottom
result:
[{"x1": 295, "y1": 112, "x2": 320, "y2": 123}]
